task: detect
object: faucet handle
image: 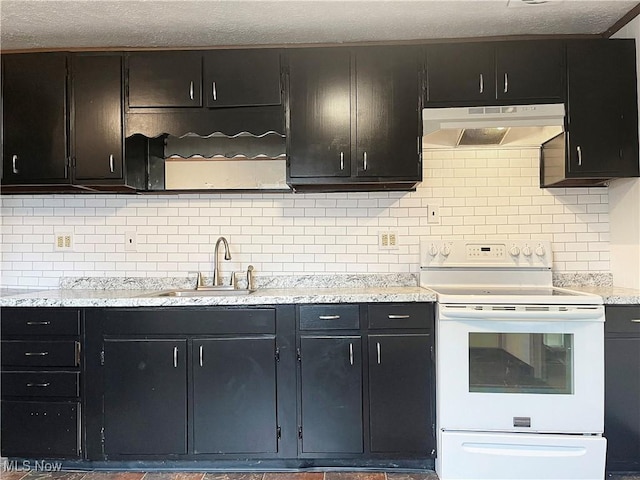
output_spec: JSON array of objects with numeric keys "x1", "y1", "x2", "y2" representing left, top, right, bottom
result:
[
  {"x1": 246, "y1": 265, "x2": 255, "y2": 291},
  {"x1": 230, "y1": 271, "x2": 239, "y2": 289},
  {"x1": 196, "y1": 272, "x2": 207, "y2": 289}
]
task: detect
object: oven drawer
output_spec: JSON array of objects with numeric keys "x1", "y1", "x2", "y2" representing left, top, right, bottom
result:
[
  {"x1": 1, "y1": 341, "x2": 80, "y2": 367},
  {"x1": 1, "y1": 371, "x2": 80, "y2": 397},
  {"x1": 368, "y1": 303, "x2": 432, "y2": 329},
  {"x1": 605, "y1": 305, "x2": 640, "y2": 334},
  {"x1": 1, "y1": 308, "x2": 80, "y2": 336},
  {"x1": 299, "y1": 305, "x2": 360, "y2": 330},
  {"x1": 0, "y1": 400, "x2": 81, "y2": 458}
]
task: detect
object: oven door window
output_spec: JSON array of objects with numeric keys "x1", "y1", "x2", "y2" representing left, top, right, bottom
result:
[{"x1": 469, "y1": 332, "x2": 573, "y2": 394}]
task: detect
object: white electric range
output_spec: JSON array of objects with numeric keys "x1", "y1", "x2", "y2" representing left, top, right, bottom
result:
[{"x1": 420, "y1": 239, "x2": 606, "y2": 480}]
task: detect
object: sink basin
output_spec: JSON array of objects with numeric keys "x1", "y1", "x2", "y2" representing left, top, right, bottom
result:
[{"x1": 145, "y1": 288, "x2": 255, "y2": 297}]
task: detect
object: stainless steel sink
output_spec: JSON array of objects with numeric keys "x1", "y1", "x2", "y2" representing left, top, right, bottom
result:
[{"x1": 144, "y1": 288, "x2": 255, "y2": 297}]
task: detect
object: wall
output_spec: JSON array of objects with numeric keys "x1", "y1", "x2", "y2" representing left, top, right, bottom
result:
[
  {"x1": 0, "y1": 146, "x2": 609, "y2": 288},
  {"x1": 612, "y1": 18, "x2": 640, "y2": 289}
]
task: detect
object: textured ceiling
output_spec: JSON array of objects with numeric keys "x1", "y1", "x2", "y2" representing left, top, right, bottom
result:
[{"x1": 1, "y1": 0, "x2": 638, "y2": 51}]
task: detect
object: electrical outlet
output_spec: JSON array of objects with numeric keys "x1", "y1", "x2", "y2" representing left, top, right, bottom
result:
[
  {"x1": 54, "y1": 233, "x2": 73, "y2": 251},
  {"x1": 124, "y1": 231, "x2": 138, "y2": 252},
  {"x1": 427, "y1": 205, "x2": 441, "y2": 224},
  {"x1": 379, "y1": 231, "x2": 399, "y2": 250}
]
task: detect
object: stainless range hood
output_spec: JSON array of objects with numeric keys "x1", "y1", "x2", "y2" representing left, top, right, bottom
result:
[{"x1": 423, "y1": 103, "x2": 565, "y2": 148}]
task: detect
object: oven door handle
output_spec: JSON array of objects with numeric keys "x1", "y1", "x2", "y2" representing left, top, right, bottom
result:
[{"x1": 439, "y1": 308, "x2": 604, "y2": 321}]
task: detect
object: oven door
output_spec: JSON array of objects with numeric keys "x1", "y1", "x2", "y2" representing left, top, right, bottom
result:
[{"x1": 436, "y1": 304, "x2": 605, "y2": 434}]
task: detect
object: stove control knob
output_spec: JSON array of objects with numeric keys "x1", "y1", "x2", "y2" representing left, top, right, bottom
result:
[
  {"x1": 535, "y1": 244, "x2": 546, "y2": 257},
  {"x1": 509, "y1": 245, "x2": 521, "y2": 257},
  {"x1": 440, "y1": 244, "x2": 451, "y2": 257},
  {"x1": 522, "y1": 245, "x2": 532, "y2": 257},
  {"x1": 428, "y1": 244, "x2": 439, "y2": 257}
]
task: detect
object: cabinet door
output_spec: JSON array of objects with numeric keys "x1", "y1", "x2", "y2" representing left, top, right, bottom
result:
[
  {"x1": 2, "y1": 53, "x2": 69, "y2": 184},
  {"x1": 495, "y1": 41, "x2": 564, "y2": 102},
  {"x1": 193, "y1": 336, "x2": 277, "y2": 454},
  {"x1": 426, "y1": 43, "x2": 494, "y2": 105},
  {"x1": 128, "y1": 52, "x2": 202, "y2": 108},
  {"x1": 204, "y1": 49, "x2": 281, "y2": 108},
  {"x1": 368, "y1": 334, "x2": 433, "y2": 454},
  {"x1": 288, "y1": 49, "x2": 351, "y2": 178},
  {"x1": 566, "y1": 40, "x2": 639, "y2": 178},
  {"x1": 72, "y1": 55, "x2": 123, "y2": 181},
  {"x1": 103, "y1": 339, "x2": 187, "y2": 455},
  {"x1": 604, "y1": 305, "x2": 640, "y2": 471},
  {"x1": 355, "y1": 47, "x2": 421, "y2": 178},
  {"x1": 300, "y1": 335, "x2": 363, "y2": 453}
]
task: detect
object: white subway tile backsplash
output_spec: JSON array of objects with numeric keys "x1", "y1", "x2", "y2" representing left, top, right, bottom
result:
[{"x1": 0, "y1": 146, "x2": 611, "y2": 287}]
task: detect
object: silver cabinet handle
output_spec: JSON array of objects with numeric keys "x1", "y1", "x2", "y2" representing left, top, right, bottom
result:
[
  {"x1": 479, "y1": 74, "x2": 484, "y2": 94},
  {"x1": 109, "y1": 154, "x2": 114, "y2": 173},
  {"x1": 27, "y1": 382, "x2": 51, "y2": 388},
  {"x1": 319, "y1": 315, "x2": 340, "y2": 320},
  {"x1": 189, "y1": 81, "x2": 194, "y2": 100},
  {"x1": 26, "y1": 321, "x2": 50, "y2": 326},
  {"x1": 173, "y1": 346, "x2": 178, "y2": 368},
  {"x1": 12, "y1": 154, "x2": 19, "y2": 174},
  {"x1": 388, "y1": 314, "x2": 410, "y2": 319},
  {"x1": 340, "y1": 151, "x2": 344, "y2": 170},
  {"x1": 631, "y1": 319, "x2": 640, "y2": 323},
  {"x1": 212, "y1": 81, "x2": 217, "y2": 101},
  {"x1": 349, "y1": 343, "x2": 354, "y2": 365},
  {"x1": 363, "y1": 152, "x2": 367, "y2": 171},
  {"x1": 75, "y1": 341, "x2": 81, "y2": 366},
  {"x1": 504, "y1": 73, "x2": 509, "y2": 93},
  {"x1": 577, "y1": 146, "x2": 582, "y2": 166},
  {"x1": 25, "y1": 352, "x2": 48, "y2": 356},
  {"x1": 199, "y1": 345, "x2": 203, "y2": 367},
  {"x1": 376, "y1": 342, "x2": 381, "y2": 364}
]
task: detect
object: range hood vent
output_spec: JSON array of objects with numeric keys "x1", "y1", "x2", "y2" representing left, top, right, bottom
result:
[{"x1": 423, "y1": 103, "x2": 565, "y2": 148}]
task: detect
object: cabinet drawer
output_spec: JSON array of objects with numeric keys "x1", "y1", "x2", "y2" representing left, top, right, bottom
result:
[
  {"x1": 0, "y1": 400, "x2": 80, "y2": 458},
  {"x1": 2, "y1": 371, "x2": 80, "y2": 397},
  {"x1": 1, "y1": 308, "x2": 80, "y2": 336},
  {"x1": 1, "y1": 341, "x2": 79, "y2": 367},
  {"x1": 368, "y1": 303, "x2": 432, "y2": 329},
  {"x1": 299, "y1": 305, "x2": 360, "y2": 330},
  {"x1": 605, "y1": 305, "x2": 640, "y2": 334}
]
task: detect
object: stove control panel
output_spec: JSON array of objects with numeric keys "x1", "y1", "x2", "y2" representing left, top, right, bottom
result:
[{"x1": 420, "y1": 239, "x2": 551, "y2": 269}]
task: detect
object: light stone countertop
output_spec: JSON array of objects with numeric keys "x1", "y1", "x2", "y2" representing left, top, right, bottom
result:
[
  {"x1": 0, "y1": 286, "x2": 437, "y2": 308},
  {"x1": 567, "y1": 285, "x2": 640, "y2": 305}
]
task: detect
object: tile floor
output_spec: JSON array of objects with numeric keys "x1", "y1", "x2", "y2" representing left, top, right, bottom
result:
[{"x1": 1, "y1": 471, "x2": 640, "y2": 480}]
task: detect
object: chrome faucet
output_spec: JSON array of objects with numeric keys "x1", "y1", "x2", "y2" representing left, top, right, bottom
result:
[{"x1": 212, "y1": 236, "x2": 231, "y2": 286}]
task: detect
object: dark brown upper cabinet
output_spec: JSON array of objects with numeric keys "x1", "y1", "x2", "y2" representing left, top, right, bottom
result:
[
  {"x1": 127, "y1": 51, "x2": 203, "y2": 108},
  {"x1": 204, "y1": 49, "x2": 281, "y2": 108},
  {"x1": 287, "y1": 46, "x2": 422, "y2": 192},
  {"x1": 426, "y1": 41, "x2": 564, "y2": 106},
  {"x1": 72, "y1": 55, "x2": 123, "y2": 184},
  {"x1": 541, "y1": 39, "x2": 639, "y2": 187},
  {"x1": 2, "y1": 53, "x2": 70, "y2": 186}
]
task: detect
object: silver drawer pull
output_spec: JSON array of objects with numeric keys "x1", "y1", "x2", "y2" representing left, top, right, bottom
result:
[
  {"x1": 319, "y1": 315, "x2": 341, "y2": 320},
  {"x1": 504, "y1": 73, "x2": 509, "y2": 93},
  {"x1": 340, "y1": 151, "x2": 344, "y2": 170},
  {"x1": 25, "y1": 352, "x2": 48, "y2": 356},
  {"x1": 189, "y1": 81, "x2": 194, "y2": 100},
  {"x1": 212, "y1": 81, "x2": 217, "y2": 101},
  {"x1": 26, "y1": 382, "x2": 51, "y2": 388},
  {"x1": 109, "y1": 154, "x2": 115, "y2": 173},
  {"x1": 173, "y1": 346, "x2": 178, "y2": 368},
  {"x1": 631, "y1": 319, "x2": 640, "y2": 323},
  {"x1": 376, "y1": 342, "x2": 381, "y2": 364},
  {"x1": 388, "y1": 314, "x2": 410, "y2": 319},
  {"x1": 12, "y1": 154, "x2": 19, "y2": 174},
  {"x1": 199, "y1": 345, "x2": 203, "y2": 367},
  {"x1": 26, "y1": 321, "x2": 50, "y2": 326},
  {"x1": 479, "y1": 74, "x2": 484, "y2": 94},
  {"x1": 577, "y1": 146, "x2": 582, "y2": 166},
  {"x1": 349, "y1": 343, "x2": 354, "y2": 365}
]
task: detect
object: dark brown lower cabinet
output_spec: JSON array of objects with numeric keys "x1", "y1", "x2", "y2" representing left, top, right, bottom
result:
[
  {"x1": 299, "y1": 335, "x2": 364, "y2": 454},
  {"x1": 605, "y1": 305, "x2": 640, "y2": 471},
  {"x1": 103, "y1": 339, "x2": 188, "y2": 455},
  {"x1": 192, "y1": 337, "x2": 277, "y2": 454},
  {"x1": 368, "y1": 334, "x2": 433, "y2": 453},
  {"x1": 1, "y1": 400, "x2": 80, "y2": 457}
]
